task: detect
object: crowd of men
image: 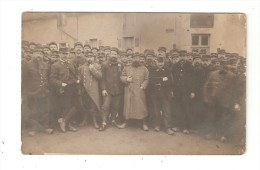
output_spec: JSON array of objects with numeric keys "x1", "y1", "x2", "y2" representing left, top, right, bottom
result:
[{"x1": 21, "y1": 40, "x2": 246, "y2": 145}]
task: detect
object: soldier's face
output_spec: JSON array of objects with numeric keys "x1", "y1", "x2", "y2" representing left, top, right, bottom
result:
[
  {"x1": 158, "y1": 50, "x2": 166, "y2": 57},
  {"x1": 84, "y1": 47, "x2": 91, "y2": 53},
  {"x1": 140, "y1": 57, "x2": 145, "y2": 65},
  {"x1": 105, "y1": 50, "x2": 110, "y2": 55},
  {"x1": 92, "y1": 49, "x2": 98, "y2": 55},
  {"x1": 29, "y1": 45, "x2": 36, "y2": 50},
  {"x1": 126, "y1": 50, "x2": 133, "y2": 55},
  {"x1": 50, "y1": 45, "x2": 58, "y2": 51},
  {"x1": 172, "y1": 57, "x2": 179, "y2": 64},
  {"x1": 75, "y1": 45, "x2": 83, "y2": 55},
  {"x1": 97, "y1": 56, "x2": 105, "y2": 63},
  {"x1": 43, "y1": 48, "x2": 51, "y2": 55},
  {"x1": 193, "y1": 58, "x2": 202, "y2": 66},
  {"x1": 60, "y1": 53, "x2": 68, "y2": 60},
  {"x1": 156, "y1": 61, "x2": 164, "y2": 68},
  {"x1": 33, "y1": 51, "x2": 43, "y2": 60},
  {"x1": 86, "y1": 56, "x2": 95, "y2": 63}
]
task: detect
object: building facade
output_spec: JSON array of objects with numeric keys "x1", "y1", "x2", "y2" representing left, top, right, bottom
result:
[{"x1": 22, "y1": 13, "x2": 246, "y2": 56}]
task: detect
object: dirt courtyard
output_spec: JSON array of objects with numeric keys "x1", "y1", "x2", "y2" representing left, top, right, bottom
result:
[{"x1": 21, "y1": 124, "x2": 244, "y2": 155}]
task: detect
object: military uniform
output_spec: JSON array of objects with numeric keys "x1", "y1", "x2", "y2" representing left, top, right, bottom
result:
[
  {"x1": 22, "y1": 56, "x2": 51, "y2": 133},
  {"x1": 172, "y1": 59, "x2": 195, "y2": 132},
  {"x1": 100, "y1": 59, "x2": 123, "y2": 129},
  {"x1": 50, "y1": 59, "x2": 80, "y2": 132},
  {"x1": 149, "y1": 64, "x2": 174, "y2": 133}
]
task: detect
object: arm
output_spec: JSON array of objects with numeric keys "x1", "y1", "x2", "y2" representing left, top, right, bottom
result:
[
  {"x1": 141, "y1": 67, "x2": 149, "y2": 89},
  {"x1": 100, "y1": 64, "x2": 107, "y2": 91},
  {"x1": 120, "y1": 67, "x2": 129, "y2": 84},
  {"x1": 50, "y1": 64, "x2": 63, "y2": 88},
  {"x1": 89, "y1": 64, "x2": 102, "y2": 80}
]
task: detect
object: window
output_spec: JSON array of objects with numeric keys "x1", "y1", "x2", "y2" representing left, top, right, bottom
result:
[
  {"x1": 201, "y1": 35, "x2": 209, "y2": 45},
  {"x1": 192, "y1": 35, "x2": 199, "y2": 45},
  {"x1": 191, "y1": 34, "x2": 210, "y2": 46},
  {"x1": 89, "y1": 39, "x2": 97, "y2": 48},
  {"x1": 191, "y1": 34, "x2": 210, "y2": 54},
  {"x1": 135, "y1": 38, "x2": 139, "y2": 47},
  {"x1": 190, "y1": 14, "x2": 214, "y2": 28}
]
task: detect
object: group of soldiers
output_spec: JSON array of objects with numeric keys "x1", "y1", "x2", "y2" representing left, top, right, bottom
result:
[{"x1": 21, "y1": 40, "x2": 246, "y2": 144}]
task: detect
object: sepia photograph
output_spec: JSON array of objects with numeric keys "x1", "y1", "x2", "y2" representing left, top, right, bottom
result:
[{"x1": 21, "y1": 12, "x2": 246, "y2": 155}]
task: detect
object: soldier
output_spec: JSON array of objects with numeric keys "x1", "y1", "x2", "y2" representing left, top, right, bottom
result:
[
  {"x1": 203, "y1": 59, "x2": 241, "y2": 142},
  {"x1": 50, "y1": 47, "x2": 81, "y2": 133},
  {"x1": 22, "y1": 47, "x2": 53, "y2": 136},
  {"x1": 84, "y1": 44, "x2": 91, "y2": 54},
  {"x1": 49, "y1": 42, "x2": 58, "y2": 51},
  {"x1": 119, "y1": 53, "x2": 149, "y2": 131},
  {"x1": 78, "y1": 52, "x2": 102, "y2": 129},
  {"x1": 97, "y1": 51, "x2": 106, "y2": 65},
  {"x1": 42, "y1": 45, "x2": 51, "y2": 63},
  {"x1": 144, "y1": 50, "x2": 157, "y2": 126},
  {"x1": 158, "y1": 47, "x2": 167, "y2": 58},
  {"x1": 99, "y1": 47, "x2": 123, "y2": 131},
  {"x1": 72, "y1": 42, "x2": 86, "y2": 71},
  {"x1": 29, "y1": 42, "x2": 36, "y2": 50},
  {"x1": 104, "y1": 46, "x2": 111, "y2": 59},
  {"x1": 190, "y1": 54, "x2": 207, "y2": 131},
  {"x1": 171, "y1": 50, "x2": 195, "y2": 134},
  {"x1": 149, "y1": 56, "x2": 175, "y2": 135},
  {"x1": 126, "y1": 48, "x2": 133, "y2": 55},
  {"x1": 91, "y1": 47, "x2": 99, "y2": 57},
  {"x1": 139, "y1": 54, "x2": 146, "y2": 66}
]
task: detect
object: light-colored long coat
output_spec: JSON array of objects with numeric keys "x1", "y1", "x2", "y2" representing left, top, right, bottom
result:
[
  {"x1": 121, "y1": 65, "x2": 149, "y2": 120},
  {"x1": 79, "y1": 63, "x2": 102, "y2": 110}
]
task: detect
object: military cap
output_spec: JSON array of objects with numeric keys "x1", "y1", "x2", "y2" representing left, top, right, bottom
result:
[
  {"x1": 110, "y1": 47, "x2": 119, "y2": 53},
  {"x1": 99, "y1": 46, "x2": 104, "y2": 50},
  {"x1": 91, "y1": 47, "x2": 98, "y2": 51},
  {"x1": 201, "y1": 55, "x2": 211, "y2": 61},
  {"x1": 211, "y1": 58, "x2": 222, "y2": 64},
  {"x1": 158, "y1": 47, "x2": 167, "y2": 52},
  {"x1": 85, "y1": 51, "x2": 94, "y2": 57},
  {"x1": 143, "y1": 49, "x2": 150, "y2": 54},
  {"x1": 230, "y1": 53, "x2": 239, "y2": 58},
  {"x1": 29, "y1": 42, "x2": 36, "y2": 46},
  {"x1": 132, "y1": 53, "x2": 140, "y2": 58},
  {"x1": 24, "y1": 48, "x2": 33, "y2": 54},
  {"x1": 166, "y1": 52, "x2": 172, "y2": 57},
  {"x1": 126, "y1": 48, "x2": 133, "y2": 52},
  {"x1": 74, "y1": 42, "x2": 83, "y2": 48},
  {"x1": 98, "y1": 51, "x2": 105, "y2": 56},
  {"x1": 146, "y1": 50, "x2": 155, "y2": 56},
  {"x1": 139, "y1": 54, "x2": 146, "y2": 59},
  {"x1": 42, "y1": 45, "x2": 50, "y2": 50},
  {"x1": 33, "y1": 47, "x2": 43, "y2": 53},
  {"x1": 51, "y1": 50, "x2": 59, "y2": 56},
  {"x1": 193, "y1": 54, "x2": 201, "y2": 60},
  {"x1": 59, "y1": 48, "x2": 69, "y2": 54},
  {"x1": 211, "y1": 53, "x2": 218, "y2": 57},
  {"x1": 179, "y1": 50, "x2": 187, "y2": 57},
  {"x1": 22, "y1": 40, "x2": 29, "y2": 46},
  {"x1": 49, "y1": 42, "x2": 58, "y2": 47},
  {"x1": 84, "y1": 44, "x2": 91, "y2": 48},
  {"x1": 104, "y1": 46, "x2": 111, "y2": 50},
  {"x1": 120, "y1": 52, "x2": 127, "y2": 56},
  {"x1": 172, "y1": 52, "x2": 180, "y2": 58}
]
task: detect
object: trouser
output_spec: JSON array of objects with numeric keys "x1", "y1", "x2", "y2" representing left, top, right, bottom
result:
[
  {"x1": 58, "y1": 84, "x2": 79, "y2": 125},
  {"x1": 49, "y1": 91, "x2": 60, "y2": 128},
  {"x1": 146, "y1": 89, "x2": 155, "y2": 126},
  {"x1": 151, "y1": 90, "x2": 172, "y2": 129},
  {"x1": 27, "y1": 95, "x2": 50, "y2": 131},
  {"x1": 100, "y1": 93, "x2": 121, "y2": 124},
  {"x1": 81, "y1": 89, "x2": 101, "y2": 123},
  {"x1": 172, "y1": 90, "x2": 193, "y2": 130}
]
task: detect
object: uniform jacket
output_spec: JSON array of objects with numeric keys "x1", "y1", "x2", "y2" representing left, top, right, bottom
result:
[
  {"x1": 50, "y1": 59, "x2": 78, "y2": 92},
  {"x1": 22, "y1": 58, "x2": 50, "y2": 97},
  {"x1": 172, "y1": 61, "x2": 194, "y2": 93},
  {"x1": 121, "y1": 65, "x2": 149, "y2": 120},
  {"x1": 203, "y1": 69, "x2": 237, "y2": 108},
  {"x1": 100, "y1": 60, "x2": 123, "y2": 96},
  {"x1": 149, "y1": 65, "x2": 173, "y2": 98},
  {"x1": 79, "y1": 62, "x2": 102, "y2": 110}
]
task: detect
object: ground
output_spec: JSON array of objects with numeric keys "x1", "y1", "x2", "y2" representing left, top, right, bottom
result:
[{"x1": 21, "y1": 124, "x2": 244, "y2": 155}]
